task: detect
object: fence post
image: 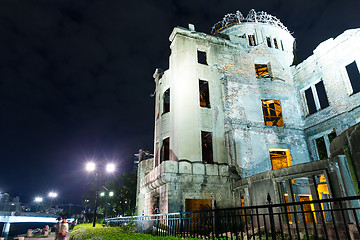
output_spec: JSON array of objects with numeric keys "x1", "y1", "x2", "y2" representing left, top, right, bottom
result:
[
  {"x1": 179, "y1": 212, "x2": 183, "y2": 238},
  {"x1": 267, "y1": 193, "x2": 277, "y2": 240}
]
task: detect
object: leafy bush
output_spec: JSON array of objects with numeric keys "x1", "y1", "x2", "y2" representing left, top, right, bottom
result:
[{"x1": 69, "y1": 223, "x2": 206, "y2": 240}]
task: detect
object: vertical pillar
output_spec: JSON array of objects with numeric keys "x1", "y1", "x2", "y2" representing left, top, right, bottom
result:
[{"x1": 1, "y1": 216, "x2": 10, "y2": 239}]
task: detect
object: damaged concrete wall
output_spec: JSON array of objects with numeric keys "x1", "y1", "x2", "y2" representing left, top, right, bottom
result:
[{"x1": 293, "y1": 29, "x2": 360, "y2": 162}]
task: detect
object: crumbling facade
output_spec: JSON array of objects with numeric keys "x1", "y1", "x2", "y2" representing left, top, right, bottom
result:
[{"x1": 136, "y1": 9, "x2": 360, "y2": 216}]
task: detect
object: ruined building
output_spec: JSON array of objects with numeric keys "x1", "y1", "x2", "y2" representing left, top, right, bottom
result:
[{"x1": 136, "y1": 10, "x2": 360, "y2": 216}]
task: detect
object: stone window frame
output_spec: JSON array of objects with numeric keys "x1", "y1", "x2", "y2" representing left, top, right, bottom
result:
[
  {"x1": 342, "y1": 59, "x2": 360, "y2": 96},
  {"x1": 197, "y1": 49, "x2": 208, "y2": 65},
  {"x1": 269, "y1": 148, "x2": 292, "y2": 170},
  {"x1": 248, "y1": 34, "x2": 257, "y2": 46},
  {"x1": 300, "y1": 79, "x2": 330, "y2": 116},
  {"x1": 261, "y1": 99, "x2": 284, "y2": 127},
  {"x1": 266, "y1": 37, "x2": 272, "y2": 48},
  {"x1": 254, "y1": 62, "x2": 272, "y2": 79},
  {"x1": 309, "y1": 129, "x2": 337, "y2": 161},
  {"x1": 199, "y1": 79, "x2": 211, "y2": 108},
  {"x1": 162, "y1": 88, "x2": 170, "y2": 115}
]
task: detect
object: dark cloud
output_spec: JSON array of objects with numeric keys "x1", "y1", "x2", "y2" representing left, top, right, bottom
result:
[{"x1": 0, "y1": 0, "x2": 358, "y2": 203}]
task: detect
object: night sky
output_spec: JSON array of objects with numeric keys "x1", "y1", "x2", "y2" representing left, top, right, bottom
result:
[{"x1": 0, "y1": 0, "x2": 359, "y2": 205}]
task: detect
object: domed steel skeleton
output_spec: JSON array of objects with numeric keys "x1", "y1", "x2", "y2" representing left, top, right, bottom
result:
[{"x1": 211, "y1": 9, "x2": 289, "y2": 35}]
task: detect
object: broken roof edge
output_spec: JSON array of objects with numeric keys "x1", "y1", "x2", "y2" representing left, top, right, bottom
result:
[
  {"x1": 211, "y1": 9, "x2": 290, "y2": 35},
  {"x1": 169, "y1": 26, "x2": 235, "y2": 47},
  {"x1": 294, "y1": 28, "x2": 360, "y2": 72}
]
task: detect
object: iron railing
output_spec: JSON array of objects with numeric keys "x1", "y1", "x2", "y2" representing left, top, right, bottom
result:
[{"x1": 105, "y1": 195, "x2": 360, "y2": 239}]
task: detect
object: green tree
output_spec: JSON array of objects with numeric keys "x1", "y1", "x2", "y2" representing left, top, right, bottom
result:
[
  {"x1": 106, "y1": 171, "x2": 137, "y2": 216},
  {"x1": 82, "y1": 171, "x2": 137, "y2": 218}
]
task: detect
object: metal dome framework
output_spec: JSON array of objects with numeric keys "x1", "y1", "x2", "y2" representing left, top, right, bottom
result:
[{"x1": 211, "y1": 9, "x2": 289, "y2": 35}]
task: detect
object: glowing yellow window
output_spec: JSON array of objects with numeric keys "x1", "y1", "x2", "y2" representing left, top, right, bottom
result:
[
  {"x1": 262, "y1": 99, "x2": 284, "y2": 127},
  {"x1": 255, "y1": 64, "x2": 270, "y2": 78},
  {"x1": 270, "y1": 149, "x2": 292, "y2": 170}
]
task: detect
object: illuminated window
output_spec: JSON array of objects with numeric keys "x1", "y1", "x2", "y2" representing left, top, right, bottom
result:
[
  {"x1": 197, "y1": 50, "x2": 208, "y2": 65},
  {"x1": 163, "y1": 88, "x2": 170, "y2": 114},
  {"x1": 345, "y1": 61, "x2": 360, "y2": 94},
  {"x1": 255, "y1": 64, "x2": 270, "y2": 78},
  {"x1": 302, "y1": 80, "x2": 329, "y2": 115},
  {"x1": 299, "y1": 195, "x2": 315, "y2": 223},
  {"x1": 270, "y1": 149, "x2": 291, "y2": 170},
  {"x1": 262, "y1": 99, "x2": 284, "y2": 127},
  {"x1": 266, "y1": 37, "x2": 272, "y2": 48},
  {"x1": 160, "y1": 137, "x2": 170, "y2": 163},
  {"x1": 248, "y1": 35, "x2": 256, "y2": 46},
  {"x1": 199, "y1": 80, "x2": 211, "y2": 108},
  {"x1": 201, "y1": 131, "x2": 213, "y2": 164},
  {"x1": 274, "y1": 38, "x2": 278, "y2": 49}
]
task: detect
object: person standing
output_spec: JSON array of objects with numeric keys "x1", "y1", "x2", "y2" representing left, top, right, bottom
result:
[
  {"x1": 54, "y1": 217, "x2": 62, "y2": 240},
  {"x1": 59, "y1": 219, "x2": 69, "y2": 240}
]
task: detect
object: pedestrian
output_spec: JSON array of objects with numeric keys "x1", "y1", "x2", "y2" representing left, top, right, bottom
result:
[
  {"x1": 54, "y1": 217, "x2": 62, "y2": 240},
  {"x1": 59, "y1": 218, "x2": 69, "y2": 240}
]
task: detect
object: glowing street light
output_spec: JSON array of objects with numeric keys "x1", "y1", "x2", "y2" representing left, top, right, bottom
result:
[
  {"x1": 34, "y1": 197, "x2": 43, "y2": 212},
  {"x1": 100, "y1": 191, "x2": 114, "y2": 219},
  {"x1": 106, "y1": 163, "x2": 115, "y2": 173},
  {"x1": 86, "y1": 162, "x2": 96, "y2": 172},
  {"x1": 85, "y1": 161, "x2": 116, "y2": 227},
  {"x1": 48, "y1": 192, "x2": 58, "y2": 210}
]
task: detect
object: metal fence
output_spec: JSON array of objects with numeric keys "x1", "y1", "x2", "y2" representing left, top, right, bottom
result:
[{"x1": 105, "y1": 195, "x2": 360, "y2": 239}]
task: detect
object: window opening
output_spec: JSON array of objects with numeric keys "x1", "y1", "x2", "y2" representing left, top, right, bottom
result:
[
  {"x1": 197, "y1": 50, "x2": 208, "y2": 65},
  {"x1": 305, "y1": 88, "x2": 317, "y2": 115},
  {"x1": 155, "y1": 142, "x2": 160, "y2": 168},
  {"x1": 315, "y1": 131, "x2": 337, "y2": 160},
  {"x1": 201, "y1": 131, "x2": 214, "y2": 164},
  {"x1": 328, "y1": 131, "x2": 337, "y2": 143},
  {"x1": 199, "y1": 80, "x2": 211, "y2": 108},
  {"x1": 270, "y1": 149, "x2": 291, "y2": 170},
  {"x1": 303, "y1": 80, "x2": 329, "y2": 115},
  {"x1": 346, "y1": 61, "x2": 360, "y2": 94},
  {"x1": 299, "y1": 195, "x2": 315, "y2": 223},
  {"x1": 315, "y1": 137, "x2": 328, "y2": 160},
  {"x1": 315, "y1": 174, "x2": 332, "y2": 222},
  {"x1": 315, "y1": 81, "x2": 329, "y2": 109},
  {"x1": 240, "y1": 196, "x2": 245, "y2": 222},
  {"x1": 280, "y1": 182, "x2": 293, "y2": 224},
  {"x1": 160, "y1": 137, "x2": 170, "y2": 163},
  {"x1": 266, "y1": 37, "x2": 272, "y2": 48},
  {"x1": 255, "y1": 64, "x2": 270, "y2": 78},
  {"x1": 248, "y1": 35, "x2": 256, "y2": 46},
  {"x1": 262, "y1": 99, "x2": 284, "y2": 127},
  {"x1": 163, "y1": 88, "x2": 170, "y2": 114},
  {"x1": 274, "y1": 38, "x2": 278, "y2": 49},
  {"x1": 280, "y1": 40, "x2": 284, "y2": 51}
]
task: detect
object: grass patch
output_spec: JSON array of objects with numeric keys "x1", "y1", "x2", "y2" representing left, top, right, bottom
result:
[{"x1": 69, "y1": 223, "x2": 206, "y2": 240}]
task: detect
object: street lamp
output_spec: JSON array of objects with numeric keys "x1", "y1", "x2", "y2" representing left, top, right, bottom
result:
[
  {"x1": 100, "y1": 191, "x2": 114, "y2": 219},
  {"x1": 86, "y1": 161, "x2": 116, "y2": 227},
  {"x1": 48, "y1": 192, "x2": 58, "y2": 212},
  {"x1": 34, "y1": 197, "x2": 43, "y2": 212}
]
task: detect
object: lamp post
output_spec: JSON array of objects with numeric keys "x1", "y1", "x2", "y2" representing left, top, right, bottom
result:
[
  {"x1": 100, "y1": 191, "x2": 114, "y2": 219},
  {"x1": 34, "y1": 197, "x2": 43, "y2": 212},
  {"x1": 86, "y1": 161, "x2": 116, "y2": 227},
  {"x1": 48, "y1": 192, "x2": 57, "y2": 212}
]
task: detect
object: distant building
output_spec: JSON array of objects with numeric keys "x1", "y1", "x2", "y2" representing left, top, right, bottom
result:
[
  {"x1": 136, "y1": 9, "x2": 360, "y2": 215},
  {"x1": 0, "y1": 193, "x2": 21, "y2": 212}
]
